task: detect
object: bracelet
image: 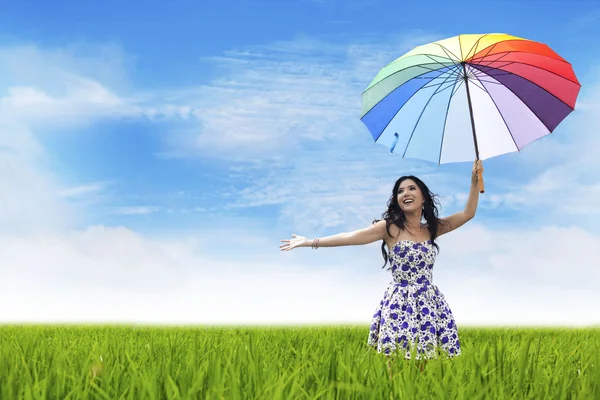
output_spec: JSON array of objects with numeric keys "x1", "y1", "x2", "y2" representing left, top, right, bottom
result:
[{"x1": 311, "y1": 238, "x2": 320, "y2": 249}]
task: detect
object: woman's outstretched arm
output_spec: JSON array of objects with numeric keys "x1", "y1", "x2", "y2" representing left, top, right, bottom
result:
[{"x1": 280, "y1": 219, "x2": 388, "y2": 251}]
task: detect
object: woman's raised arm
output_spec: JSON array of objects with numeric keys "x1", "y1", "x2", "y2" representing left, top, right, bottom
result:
[{"x1": 438, "y1": 159, "x2": 482, "y2": 237}]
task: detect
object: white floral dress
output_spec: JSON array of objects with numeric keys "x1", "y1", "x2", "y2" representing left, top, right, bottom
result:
[{"x1": 367, "y1": 240, "x2": 461, "y2": 359}]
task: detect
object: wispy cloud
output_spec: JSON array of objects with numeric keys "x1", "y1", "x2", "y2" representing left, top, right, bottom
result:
[
  {"x1": 112, "y1": 206, "x2": 160, "y2": 215},
  {"x1": 0, "y1": 44, "x2": 137, "y2": 234},
  {"x1": 156, "y1": 33, "x2": 442, "y2": 159},
  {"x1": 0, "y1": 43, "x2": 212, "y2": 230},
  {"x1": 0, "y1": 43, "x2": 208, "y2": 130},
  {"x1": 59, "y1": 181, "x2": 112, "y2": 199},
  {"x1": 565, "y1": 9, "x2": 600, "y2": 33},
  {"x1": 0, "y1": 45, "x2": 143, "y2": 127},
  {"x1": 109, "y1": 205, "x2": 209, "y2": 216},
  {"x1": 155, "y1": 33, "x2": 490, "y2": 232},
  {"x1": 0, "y1": 118, "x2": 73, "y2": 234}
]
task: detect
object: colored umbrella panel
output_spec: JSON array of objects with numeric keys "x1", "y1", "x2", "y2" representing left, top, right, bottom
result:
[
  {"x1": 360, "y1": 33, "x2": 581, "y2": 165},
  {"x1": 361, "y1": 55, "x2": 457, "y2": 116}
]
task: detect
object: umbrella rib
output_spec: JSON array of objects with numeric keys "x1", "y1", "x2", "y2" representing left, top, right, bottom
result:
[
  {"x1": 400, "y1": 65, "x2": 462, "y2": 158},
  {"x1": 420, "y1": 70, "x2": 461, "y2": 90},
  {"x1": 416, "y1": 63, "x2": 452, "y2": 73},
  {"x1": 377, "y1": 53, "x2": 457, "y2": 74},
  {"x1": 386, "y1": 53, "x2": 456, "y2": 68},
  {"x1": 470, "y1": 50, "x2": 512, "y2": 69},
  {"x1": 471, "y1": 70, "x2": 513, "y2": 78},
  {"x1": 369, "y1": 66, "x2": 458, "y2": 142},
  {"x1": 465, "y1": 68, "x2": 487, "y2": 92},
  {"x1": 423, "y1": 54, "x2": 462, "y2": 72},
  {"x1": 467, "y1": 78, "x2": 486, "y2": 92},
  {"x1": 462, "y1": 34, "x2": 490, "y2": 61},
  {"x1": 437, "y1": 77, "x2": 460, "y2": 164},
  {"x1": 474, "y1": 58, "x2": 517, "y2": 72},
  {"x1": 471, "y1": 49, "x2": 512, "y2": 63},
  {"x1": 438, "y1": 80, "x2": 460, "y2": 93},
  {"x1": 470, "y1": 70, "x2": 489, "y2": 79},
  {"x1": 468, "y1": 40, "x2": 507, "y2": 62},
  {"x1": 433, "y1": 43, "x2": 462, "y2": 66},
  {"x1": 468, "y1": 78, "x2": 506, "y2": 85},
  {"x1": 468, "y1": 40, "x2": 514, "y2": 61},
  {"x1": 470, "y1": 69, "x2": 521, "y2": 152},
  {"x1": 469, "y1": 53, "x2": 515, "y2": 76},
  {"x1": 451, "y1": 79, "x2": 465, "y2": 97},
  {"x1": 422, "y1": 79, "x2": 460, "y2": 95},
  {"x1": 470, "y1": 68, "x2": 518, "y2": 81}
]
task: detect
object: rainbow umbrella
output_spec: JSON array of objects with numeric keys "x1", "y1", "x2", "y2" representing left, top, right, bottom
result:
[{"x1": 360, "y1": 33, "x2": 580, "y2": 193}]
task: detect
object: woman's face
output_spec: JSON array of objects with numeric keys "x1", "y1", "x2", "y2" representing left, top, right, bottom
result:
[{"x1": 397, "y1": 179, "x2": 424, "y2": 213}]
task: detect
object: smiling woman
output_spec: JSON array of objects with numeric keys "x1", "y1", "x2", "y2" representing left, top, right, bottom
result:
[{"x1": 280, "y1": 159, "x2": 483, "y2": 372}]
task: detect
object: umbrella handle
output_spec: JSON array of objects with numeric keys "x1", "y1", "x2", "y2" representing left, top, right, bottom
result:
[{"x1": 478, "y1": 168, "x2": 485, "y2": 193}]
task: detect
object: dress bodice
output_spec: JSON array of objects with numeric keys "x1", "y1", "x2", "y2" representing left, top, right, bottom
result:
[{"x1": 388, "y1": 240, "x2": 436, "y2": 287}]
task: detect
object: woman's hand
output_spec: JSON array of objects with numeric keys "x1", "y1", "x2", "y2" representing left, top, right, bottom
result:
[{"x1": 280, "y1": 234, "x2": 310, "y2": 251}]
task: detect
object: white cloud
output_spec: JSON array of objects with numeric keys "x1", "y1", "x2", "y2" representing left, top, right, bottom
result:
[
  {"x1": 434, "y1": 223, "x2": 600, "y2": 326},
  {"x1": 0, "y1": 43, "x2": 182, "y2": 232},
  {"x1": 139, "y1": 34, "x2": 454, "y2": 232},
  {"x1": 0, "y1": 222, "x2": 598, "y2": 326},
  {"x1": 0, "y1": 44, "x2": 143, "y2": 127},
  {"x1": 0, "y1": 81, "x2": 131, "y2": 124},
  {"x1": 0, "y1": 43, "x2": 208, "y2": 132},
  {"x1": 157, "y1": 32, "x2": 443, "y2": 159},
  {"x1": 0, "y1": 44, "x2": 136, "y2": 235},
  {"x1": 0, "y1": 118, "x2": 74, "y2": 234},
  {"x1": 112, "y1": 206, "x2": 160, "y2": 215},
  {"x1": 60, "y1": 182, "x2": 112, "y2": 199},
  {"x1": 437, "y1": 223, "x2": 600, "y2": 290},
  {"x1": 1, "y1": 35, "x2": 599, "y2": 329}
]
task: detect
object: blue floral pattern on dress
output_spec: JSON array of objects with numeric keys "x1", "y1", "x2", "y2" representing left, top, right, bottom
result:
[{"x1": 367, "y1": 240, "x2": 461, "y2": 359}]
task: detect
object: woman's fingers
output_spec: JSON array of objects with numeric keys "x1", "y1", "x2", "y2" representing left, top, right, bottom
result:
[{"x1": 281, "y1": 235, "x2": 302, "y2": 251}]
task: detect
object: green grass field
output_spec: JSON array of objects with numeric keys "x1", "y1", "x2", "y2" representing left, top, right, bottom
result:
[{"x1": 0, "y1": 325, "x2": 598, "y2": 399}]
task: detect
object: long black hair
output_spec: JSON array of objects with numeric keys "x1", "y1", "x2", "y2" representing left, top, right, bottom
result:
[{"x1": 373, "y1": 175, "x2": 444, "y2": 269}]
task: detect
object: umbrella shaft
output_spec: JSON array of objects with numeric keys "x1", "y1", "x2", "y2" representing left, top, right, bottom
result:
[{"x1": 462, "y1": 63, "x2": 480, "y2": 161}]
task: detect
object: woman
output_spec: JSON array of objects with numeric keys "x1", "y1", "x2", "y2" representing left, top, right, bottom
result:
[{"x1": 280, "y1": 160, "x2": 483, "y2": 362}]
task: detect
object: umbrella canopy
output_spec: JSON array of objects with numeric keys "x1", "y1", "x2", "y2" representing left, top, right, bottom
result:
[{"x1": 360, "y1": 33, "x2": 581, "y2": 192}]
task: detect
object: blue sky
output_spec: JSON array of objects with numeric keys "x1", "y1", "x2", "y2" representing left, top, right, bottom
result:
[{"x1": 0, "y1": 0, "x2": 599, "y2": 325}]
